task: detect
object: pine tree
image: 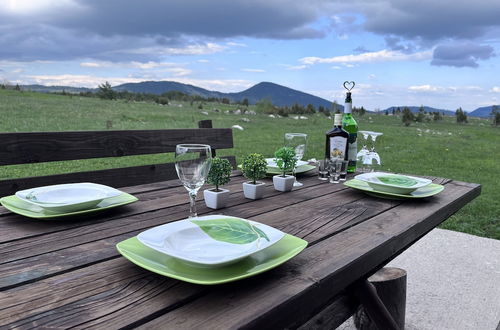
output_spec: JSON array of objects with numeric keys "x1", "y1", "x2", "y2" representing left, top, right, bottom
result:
[{"x1": 455, "y1": 107, "x2": 468, "y2": 124}]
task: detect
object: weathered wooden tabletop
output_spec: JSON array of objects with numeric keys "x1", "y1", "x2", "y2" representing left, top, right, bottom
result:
[{"x1": 0, "y1": 171, "x2": 480, "y2": 329}]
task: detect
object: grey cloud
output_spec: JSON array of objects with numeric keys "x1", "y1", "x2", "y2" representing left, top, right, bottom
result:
[
  {"x1": 60, "y1": 0, "x2": 324, "y2": 39},
  {"x1": 355, "y1": 0, "x2": 500, "y2": 41},
  {"x1": 431, "y1": 43, "x2": 495, "y2": 67},
  {"x1": 384, "y1": 36, "x2": 417, "y2": 53},
  {"x1": 0, "y1": 0, "x2": 327, "y2": 62},
  {"x1": 353, "y1": 46, "x2": 371, "y2": 54}
]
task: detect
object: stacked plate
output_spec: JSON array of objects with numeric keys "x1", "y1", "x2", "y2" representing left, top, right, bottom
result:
[
  {"x1": 116, "y1": 215, "x2": 308, "y2": 285},
  {"x1": 264, "y1": 158, "x2": 315, "y2": 175},
  {"x1": 344, "y1": 172, "x2": 444, "y2": 199},
  {"x1": 0, "y1": 183, "x2": 137, "y2": 219}
]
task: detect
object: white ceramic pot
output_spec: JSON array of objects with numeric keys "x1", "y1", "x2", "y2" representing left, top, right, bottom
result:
[
  {"x1": 272, "y1": 175, "x2": 295, "y2": 192},
  {"x1": 242, "y1": 182, "x2": 266, "y2": 199},
  {"x1": 203, "y1": 188, "x2": 230, "y2": 209}
]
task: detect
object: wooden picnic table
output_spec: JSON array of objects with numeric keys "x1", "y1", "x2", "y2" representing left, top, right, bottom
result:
[{"x1": 0, "y1": 171, "x2": 480, "y2": 329}]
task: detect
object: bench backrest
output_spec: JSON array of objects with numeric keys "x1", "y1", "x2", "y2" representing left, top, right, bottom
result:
[{"x1": 0, "y1": 120, "x2": 234, "y2": 197}]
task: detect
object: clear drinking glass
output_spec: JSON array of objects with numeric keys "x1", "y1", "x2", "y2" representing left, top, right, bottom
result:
[
  {"x1": 317, "y1": 159, "x2": 329, "y2": 181},
  {"x1": 284, "y1": 133, "x2": 307, "y2": 187},
  {"x1": 328, "y1": 159, "x2": 342, "y2": 183},
  {"x1": 339, "y1": 159, "x2": 349, "y2": 181},
  {"x1": 175, "y1": 144, "x2": 212, "y2": 218}
]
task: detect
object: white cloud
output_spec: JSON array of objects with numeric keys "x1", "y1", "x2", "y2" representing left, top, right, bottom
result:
[
  {"x1": 0, "y1": 0, "x2": 82, "y2": 15},
  {"x1": 300, "y1": 49, "x2": 432, "y2": 65},
  {"x1": 409, "y1": 85, "x2": 483, "y2": 93},
  {"x1": 80, "y1": 62, "x2": 103, "y2": 68},
  {"x1": 130, "y1": 43, "x2": 226, "y2": 56},
  {"x1": 286, "y1": 65, "x2": 307, "y2": 70},
  {"x1": 241, "y1": 68, "x2": 266, "y2": 72},
  {"x1": 26, "y1": 74, "x2": 144, "y2": 88},
  {"x1": 491, "y1": 87, "x2": 500, "y2": 93},
  {"x1": 227, "y1": 42, "x2": 247, "y2": 47},
  {"x1": 408, "y1": 85, "x2": 442, "y2": 92},
  {"x1": 197, "y1": 59, "x2": 210, "y2": 63}
]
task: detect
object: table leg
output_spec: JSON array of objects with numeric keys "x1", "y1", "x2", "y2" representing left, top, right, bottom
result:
[{"x1": 352, "y1": 279, "x2": 401, "y2": 330}]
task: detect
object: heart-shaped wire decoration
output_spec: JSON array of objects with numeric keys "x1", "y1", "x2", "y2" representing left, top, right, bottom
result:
[{"x1": 343, "y1": 81, "x2": 355, "y2": 91}]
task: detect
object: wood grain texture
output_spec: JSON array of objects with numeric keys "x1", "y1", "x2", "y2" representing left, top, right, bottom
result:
[
  {"x1": 0, "y1": 120, "x2": 235, "y2": 196},
  {"x1": 0, "y1": 156, "x2": 236, "y2": 197},
  {"x1": 0, "y1": 128, "x2": 233, "y2": 165},
  {"x1": 0, "y1": 175, "x2": 480, "y2": 329}
]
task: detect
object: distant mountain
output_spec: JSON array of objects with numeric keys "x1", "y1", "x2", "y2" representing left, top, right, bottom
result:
[
  {"x1": 469, "y1": 105, "x2": 498, "y2": 118},
  {"x1": 113, "y1": 81, "x2": 225, "y2": 99},
  {"x1": 19, "y1": 81, "x2": 497, "y2": 117},
  {"x1": 22, "y1": 84, "x2": 94, "y2": 93},
  {"x1": 383, "y1": 106, "x2": 456, "y2": 116},
  {"x1": 227, "y1": 82, "x2": 336, "y2": 109},
  {"x1": 113, "y1": 80, "x2": 337, "y2": 110}
]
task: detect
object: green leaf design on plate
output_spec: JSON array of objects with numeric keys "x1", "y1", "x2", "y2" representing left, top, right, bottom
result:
[
  {"x1": 191, "y1": 218, "x2": 270, "y2": 244},
  {"x1": 378, "y1": 175, "x2": 418, "y2": 187}
]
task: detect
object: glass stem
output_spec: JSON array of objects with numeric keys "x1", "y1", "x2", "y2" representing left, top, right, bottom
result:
[{"x1": 188, "y1": 190, "x2": 197, "y2": 218}]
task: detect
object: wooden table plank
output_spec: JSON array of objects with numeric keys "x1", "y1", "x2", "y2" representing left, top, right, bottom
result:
[
  {"x1": 0, "y1": 175, "x2": 340, "y2": 287},
  {"x1": 137, "y1": 180, "x2": 480, "y2": 330},
  {"x1": 0, "y1": 174, "x2": 480, "y2": 329}
]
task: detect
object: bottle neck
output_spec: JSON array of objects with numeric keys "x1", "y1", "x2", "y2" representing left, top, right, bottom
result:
[
  {"x1": 344, "y1": 92, "x2": 352, "y2": 114},
  {"x1": 333, "y1": 114, "x2": 343, "y2": 126}
]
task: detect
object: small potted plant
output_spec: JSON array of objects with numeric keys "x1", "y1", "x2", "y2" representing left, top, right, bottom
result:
[
  {"x1": 272, "y1": 147, "x2": 297, "y2": 192},
  {"x1": 203, "y1": 157, "x2": 232, "y2": 209},
  {"x1": 241, "y1": 153, "x2": 268, "y2": 199}
]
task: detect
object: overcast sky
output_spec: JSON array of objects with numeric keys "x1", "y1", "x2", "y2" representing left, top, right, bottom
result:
[{"x1": 1, "y1": 0, "x2": 499, "y2": 110}]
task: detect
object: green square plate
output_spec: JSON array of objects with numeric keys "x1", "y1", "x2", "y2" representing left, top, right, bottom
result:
[
  {"x1": 237, "y1": 163, "x2": 316, "y2": 176},
  {"x1": 116, "y1": 234, "x2": 307, "y2": 285},
  {"x1": 0, "y1": 193, "x2": 138, "y2": 219},
  {"x1": 265, "y1": 164, "x2": 316, "y2": 176},
  {"x1": 344, "y1": 179, "x2": 444, "y2": 200}
]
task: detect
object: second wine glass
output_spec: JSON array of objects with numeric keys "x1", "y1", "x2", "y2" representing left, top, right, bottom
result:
[
  {"x1": 284, "y1": 133, "x2": 307, "y2": 187},
  {"x1": 175, "y1": 144, "x2": 212, "y2": 218}
]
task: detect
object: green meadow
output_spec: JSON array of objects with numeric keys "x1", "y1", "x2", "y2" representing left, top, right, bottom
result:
[{"x1": 1, "y1": 89, "x2": 498, "y2": 239}]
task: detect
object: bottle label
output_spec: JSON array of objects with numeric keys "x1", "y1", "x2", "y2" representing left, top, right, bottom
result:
[
  {"x1": 329, "y1": 136, "x2": 347, "y2": 159},
  {"x1": 344, "y1": 102, "x2": 352, "y2": 114}
]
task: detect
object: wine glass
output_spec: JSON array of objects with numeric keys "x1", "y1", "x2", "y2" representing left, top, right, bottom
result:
[
  {"x1": 357, "y1": 131, "x2": 371, "y2": 173},
  {"x1": 175, "y1": 144, "x2": 212, "y2": 218},
  {"x1": 284, "y1": 133, "x2": 307, "y2": 187},
  {"x1": 364, "y1": 132, "x2": 383, "y2": 172}
]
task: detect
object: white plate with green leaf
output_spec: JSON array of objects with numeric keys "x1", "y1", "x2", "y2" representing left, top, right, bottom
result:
[
  {"x1": 355, "y1": 172, "x2": 432, "y2": 194},
  {"x1": 137, "y1": 215, "x2": 285, "y2": 267}
]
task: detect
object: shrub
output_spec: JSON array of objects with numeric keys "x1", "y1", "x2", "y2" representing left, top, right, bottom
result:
[
  {"x1": 274, "y1": 147, "x2": 297, "y2": 177},
  {"x1": 242, "y1": 153, "x2": 267, "y2": 184},
  {"x1": 455, "y1": 107, "x2": 468, "y2": 124},
  {"x1": 206, "y1": 157, "x2": 232, "y2": 192},
  {"x1": 402, "y1": 107, "x2": 414, "y2": 126}
]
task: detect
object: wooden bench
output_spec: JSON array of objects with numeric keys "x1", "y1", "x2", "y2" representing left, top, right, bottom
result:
[{"x1": 0, "y1": 120, "x2": 234, "y2": 197}]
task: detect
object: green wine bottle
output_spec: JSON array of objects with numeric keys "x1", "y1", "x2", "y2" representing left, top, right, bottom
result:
[{"x1": 342, "y1": 91, "x2": 358, "y2": 173}]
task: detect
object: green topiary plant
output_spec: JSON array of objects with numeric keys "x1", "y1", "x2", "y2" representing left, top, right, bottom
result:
[
  {"x1": 241, "y1": 153, "x2": 267, "y2": 184},
  {"x1": 206, "y1": 157, "x2": 232, "y2": 192},
  {"x1": 274, "y1": 147, "x2": 297, "y2": 177}
]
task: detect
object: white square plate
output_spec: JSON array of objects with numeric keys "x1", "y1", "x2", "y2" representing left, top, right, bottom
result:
[
  {"x1": 15, "y1": 183, "x2": 122, "y2": 212},
  {"x1": 355, "y1": 172, "x2": 432, "y2": 194},
  {"x1": 266, "y1": 158, "x2": 308, "y2": 168},
  {"x1": 137, "y1": 215, "x2": 286, "y2": 267}
]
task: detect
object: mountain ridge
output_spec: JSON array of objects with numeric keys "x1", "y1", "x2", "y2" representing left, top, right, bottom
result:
[{"x1": 18, "y1": 81, "x2": 497, "y2": 117}]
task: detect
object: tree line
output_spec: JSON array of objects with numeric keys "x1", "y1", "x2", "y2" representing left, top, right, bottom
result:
[{"x1": 3, "y1": 81, "x2": 499, "y2": 126}]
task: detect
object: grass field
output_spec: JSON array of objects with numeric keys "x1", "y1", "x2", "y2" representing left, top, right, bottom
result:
[{"x1": 1, "y1": 89, "x2": 498, "y2": 240}]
